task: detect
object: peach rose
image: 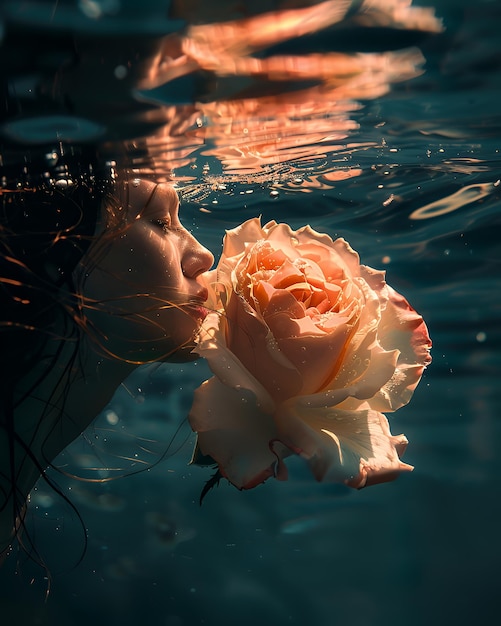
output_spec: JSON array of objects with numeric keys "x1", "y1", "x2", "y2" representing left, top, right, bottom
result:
[{"x1": 189, "y1": 218, "x2": 431, "y2": 490}]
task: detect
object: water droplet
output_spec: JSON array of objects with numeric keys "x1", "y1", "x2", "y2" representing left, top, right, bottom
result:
[
  {"x1": 54, "y1": 178, "x2": 73, "y2": 189},
  {"x1": 45, "y1": 151, "x2": 58, "y2": 165}
]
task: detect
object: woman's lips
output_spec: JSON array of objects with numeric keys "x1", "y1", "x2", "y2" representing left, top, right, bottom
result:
[
  {"x1": 187, "y1": 304, "x2": 209, "y2": 320},
  {"x1": 184, "y1": 285, "x2": 209, "y2": 320}
]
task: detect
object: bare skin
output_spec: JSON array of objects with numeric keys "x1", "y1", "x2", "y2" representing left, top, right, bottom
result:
[{"x1": 0, "y1": 180, "x2": 214, "y2": 556}]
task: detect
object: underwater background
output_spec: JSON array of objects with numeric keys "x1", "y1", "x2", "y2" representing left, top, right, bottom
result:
[{"x1": 1, "y1": 1, "x2": 500, "y2": 624}]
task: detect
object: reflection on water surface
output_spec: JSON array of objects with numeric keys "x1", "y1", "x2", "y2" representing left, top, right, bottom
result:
[{"x1": 1, "y1": 0, "x2": 442, "y2": 187}]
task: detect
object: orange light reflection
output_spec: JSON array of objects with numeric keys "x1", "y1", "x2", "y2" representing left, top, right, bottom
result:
[{"x1": 131, "y1": 0, "x2": 442, "y2": 184}]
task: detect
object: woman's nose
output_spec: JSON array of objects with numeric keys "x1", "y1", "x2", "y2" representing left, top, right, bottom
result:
[{"x1": 182, "y1": 237, "x2": 214, "y2": 279}]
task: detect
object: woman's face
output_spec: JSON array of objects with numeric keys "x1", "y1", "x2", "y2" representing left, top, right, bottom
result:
[{"x1": 80, "y1": 180, "x2": 214, "y2": 363}]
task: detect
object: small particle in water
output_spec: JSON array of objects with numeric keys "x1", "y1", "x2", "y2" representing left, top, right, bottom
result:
[
  {"x1": 114, "y1": 65, "x2": 128, "y2": 80},
  {"x1": 293, "y1": 177, "x2": 303, "y2": 184},
  {"x1": 382, "y1": 255, "x2": 391, "y2": 264},
  {"x1": 476, "y1": 331, "x2": 487, "y2": 343},
  {"x1": 105, "y1": 409, "x2": 119, "y2": 425},
  {"x1": 270, "y1": 190, "x2": 279, "y2": 198}
]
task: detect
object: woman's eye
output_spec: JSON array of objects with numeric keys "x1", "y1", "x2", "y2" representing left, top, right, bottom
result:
[{"x1": 152, "y1": 218, "x2": 171, "y2": 233}]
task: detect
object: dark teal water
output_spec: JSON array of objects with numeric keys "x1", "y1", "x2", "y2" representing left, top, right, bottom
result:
[{"x1": 1, "y1": 1, "x2": 500, "y2": 625}]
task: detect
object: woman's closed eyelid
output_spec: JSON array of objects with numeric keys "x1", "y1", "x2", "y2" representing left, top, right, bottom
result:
[{"x1": 151, "y1": 218, "x2": 185, "y2": 234}]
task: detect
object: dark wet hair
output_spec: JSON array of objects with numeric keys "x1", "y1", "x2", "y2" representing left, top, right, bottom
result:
[
  {"x1": 0, "y1": 148, "x2": 114, "y2": 559},
  {"x1": 0, "y1": 151, "x2": 111, "y2": 387}
]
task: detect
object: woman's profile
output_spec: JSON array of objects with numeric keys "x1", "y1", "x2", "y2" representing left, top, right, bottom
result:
[{"x1": 0, "y1": 159, "x2": 214, "y2": 562}]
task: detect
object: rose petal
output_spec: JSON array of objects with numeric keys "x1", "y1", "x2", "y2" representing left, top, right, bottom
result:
[
  {"x1": 189, "y1": 377, "x2": 281, "y2": 489},
  {"x1": 275, "y1": 401, "x2": 413, "y2": 488},
  {"x1": 272, "y1": 320, "x2": 355, "y2": 395},
  {"x1": 194, "y1": 311, "x2": 276, "y2": 413},
  {"x1": 222, "y1": 217, "x2": 265, "y2": 257},
  {"x1": 261, "y1": 288, "x2": 306, "y2": 320},
  {"x1": 267, "y1": 259, "x2": 308, "y2": 290},
  {"x1": 363, "y1": 274, "x2": 432, "y2": 411},
  {"x1": 263, "y1": 221, "x2": 299, "y2": 250},
  {"x1": 291, "y1": 345, "x2": 398, "y2": 411},
  {"x1": 296, "y1": 230, "x2": 361, "y2": 278},
  {"x1": 224, "y1": 292, "x2": 304, "y2": 402}
]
